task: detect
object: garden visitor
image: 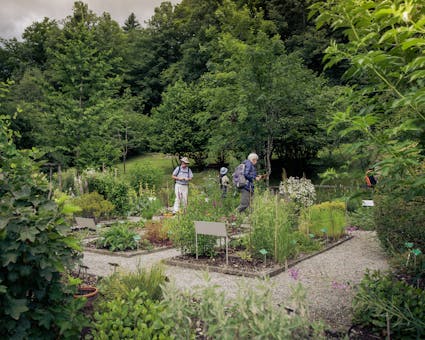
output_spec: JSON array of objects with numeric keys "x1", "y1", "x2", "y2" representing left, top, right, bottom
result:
[
  {"x1": 172, "y1": 157, "x2": 193, "y2": 214},
  {"x1": 365, "y1": 168, "x2": 377, "y2": 188},
  {"x1": 219, "y1": 167, "x2": 230, "y2": 198},
  {"x1": 236, "y1": 153, "x2": 262, "y2": 213}
]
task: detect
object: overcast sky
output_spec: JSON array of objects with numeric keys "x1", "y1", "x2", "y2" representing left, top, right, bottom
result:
[{"x1": 0, "y1": 0, "x2": 179, "y2": 40}]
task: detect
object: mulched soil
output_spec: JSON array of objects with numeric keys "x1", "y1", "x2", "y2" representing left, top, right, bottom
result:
[
  {"x1": 175, "y1": 251, "x2": 280, "y2": 272},
  {"x1": 172, "y1": 235, "x2": 352, "y2": 276}
]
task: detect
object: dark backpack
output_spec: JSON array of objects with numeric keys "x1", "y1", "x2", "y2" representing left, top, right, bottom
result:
[{"x1": 232, "y1": 163, "x2": 247, "y2": 188}]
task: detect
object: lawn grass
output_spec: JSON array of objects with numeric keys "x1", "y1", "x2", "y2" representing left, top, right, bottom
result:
[{"x1": 117, "y1": 153, "x2": 176, "y2": 174}]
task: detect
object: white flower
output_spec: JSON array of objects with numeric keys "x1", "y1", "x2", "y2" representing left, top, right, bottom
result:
[{"x1": 279, "y1": 177, "x2": 316, "y2": 208}]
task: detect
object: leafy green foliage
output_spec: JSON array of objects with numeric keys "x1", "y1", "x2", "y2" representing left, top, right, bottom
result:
[
  {"x1": 353, "y1": 270, "x2": 425, "y2": 338},
  {"x1": 125, "y1": 162, "x2": 164, "y2": 192},
  {"x1": 311, "y1": 0, "x2": 425, "y2": 198},
  {"x1": 86, "y1": 172, "x2": 135, "y2": 216},
  {"x1": 98, "y1": 265, "x2": 167, "y2": 302},
  {"x1": 0, "y1": 114, "x2": 86, "y2": 338},
  {"x1": 166, "y1": 183, "x2": 238, "y2": 256},
  {"x1": 374, "y1": 195, "x2": 425, "y2": 254},
  {"x1": 92, "y1": 287, "x2": 174, "y2": 340},
  {"x1": 299, "y1": 201, "x2": 347, "y2": 239},
  {"x1": 348, "y1": 207, "x2": 376, "y2": 231},
  {"x1": 72, "y1": 191, "x2": 115, "y2": 220},
  {"x1": 161, "y1": 275, "x2": 325, "y2": 339},
  {"x1": 250, "y1": 191, "x2": 298, "y2": 263},
  {"x1": 96, "y1": 223, "x2": 143, "y2": 252}
]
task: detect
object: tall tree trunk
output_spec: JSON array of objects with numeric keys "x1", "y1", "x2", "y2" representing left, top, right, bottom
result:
[{"x1": 265, "y1": 135, "x2": 273, "y2": 187}]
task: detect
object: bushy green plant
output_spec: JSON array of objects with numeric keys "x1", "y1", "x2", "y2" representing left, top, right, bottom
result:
[
  {"x1": 98, "y1": 265, "x2": 167, "y2": 302},
  {"x1": 161, "y1": 275, "x2": 325, "y2": 339},
  {"x1": 299, "y1": 201, "x2": 347, "y2": 240},
  {"x1": 86, "y1": 172, "x2": 135, "y2": 216},
  {"x1": 349, "y1": 207, "x2": 375, "y2": 231},
  {"x1": 290, "y1": 231, "x2": 322, "y2": 255},
  {"x1": 375, "y1": 195, "x2": 425, "y2": 253},
  {"x1": 131, "y1": 183, "x2": 163, "y2": 219},
  {"x1": 250, "y1": 191, "x2": 297, "y2": 263},
  {"x1": 125, "y1": 162, "x2": 164, "y2": 192},
  {"x1": 92, "y1": 287, "x2": 174, "y2": 340},
  {"x1": 72, "y1": 191, "x2": 115, "y2": 220},
  {"x1": 166, "y1": 210, "x2": 217, "y2": 256},
  {"x1": 166, "y1": 186, "x2": 228, "y2": 256},
  {"x1": 0, "y1": 116, "x2": 86, "y2": 338},
  {"x1": 96, "y1": 223, "x2": 142, "y2": 251},
  {"x1": 353, "y1": 270, "x2": 425, "y2": 339}
]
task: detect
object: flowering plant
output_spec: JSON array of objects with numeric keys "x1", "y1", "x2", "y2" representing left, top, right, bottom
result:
[{"x1": 279, "y1": 177, "x2": 316, "y2": 209}]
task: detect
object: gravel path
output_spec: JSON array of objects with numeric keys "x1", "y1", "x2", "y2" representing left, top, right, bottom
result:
[{"x1": 82, "y1": 230, "x2": 388, "y2": 331}]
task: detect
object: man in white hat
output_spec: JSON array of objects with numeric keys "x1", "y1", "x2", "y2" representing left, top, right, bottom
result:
[{"x1": 171, "y1": 157, "x2": 193, "y2": 214}]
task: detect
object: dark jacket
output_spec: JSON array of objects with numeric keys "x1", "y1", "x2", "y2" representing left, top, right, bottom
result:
[{"x1": 243, "y1": 159, "x2": 257, "y2": 192}]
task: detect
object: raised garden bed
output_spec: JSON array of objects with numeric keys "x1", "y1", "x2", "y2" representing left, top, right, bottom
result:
[
  {"x1": 83, "y1": 239, "x2": 174, "y2": 258},
  {"x1": 165, "y1": 235, "x2": 353, "y2": 278}
]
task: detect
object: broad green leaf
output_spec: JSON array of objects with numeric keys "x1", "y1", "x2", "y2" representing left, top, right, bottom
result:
[
  {"x1": 62, "y1": 236, "x2": 82, "y2": 251},
  {"x1": 19, "y1": 228, "x2": 39, "y2": 242},
  {"x1": 6, "y1": 298, "x2": 29, "y2": 320}
]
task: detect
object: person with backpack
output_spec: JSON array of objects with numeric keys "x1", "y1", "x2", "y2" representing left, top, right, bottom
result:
[
  {"x1": 171, "y1": 157, "x2": 193, "y2": 214},
  {"x1": 235, "y1": 153, "x2": 262, "y2": 213},
  {"x1": 219, "y1": 167, "x2": 230, "y2": 198}
]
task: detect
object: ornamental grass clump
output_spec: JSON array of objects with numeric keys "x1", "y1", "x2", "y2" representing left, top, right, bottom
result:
[
  {"x1": 299, "y1": 201, "x2": 347, "y2": 240},
  {"x1": 250, "y1": 191, "x2": 297, "y2": 263}
]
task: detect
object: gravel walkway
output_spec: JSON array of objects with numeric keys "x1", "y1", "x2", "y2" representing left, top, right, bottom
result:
[{"x1": 82, "y1": 230, "x2": 388, "y2": 331}]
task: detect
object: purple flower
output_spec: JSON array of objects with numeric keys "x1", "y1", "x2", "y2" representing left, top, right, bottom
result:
[
  {"x1": 289, "y1": 268, "x2": 300, "y2": 280},
  {"x1": 345, "y1": 226, "x2": 358, "y2": 233},
  {"x1": 331, "y1": 281, "x2": 349, "y2": 290}
]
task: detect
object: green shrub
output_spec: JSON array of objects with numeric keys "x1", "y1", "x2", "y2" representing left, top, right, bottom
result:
[
  {"x1": 131, "y1": 188, "x2": 163, "y2": 220},
  {"x1": 125, "y1": 162, "x2": 164, "y2": 192},
  {"x1": 353, "y1": 271, "x2": 425, "y2": 338},
  {"x1": 98, "y1": 265, "x2": 167, "y2": 302},
  {"x1": 161, "y1": 276, "x2": 325, "y2": 339},
  {"x1": 290, "y1": 231, "x2": 322, "y2": 255},
  {"x1": 250, "y1": 192, "x2": 297, "y2": 263},
  {"x1": 0, "y1": 117, "x2": 86, "y2": 338},
  {"x1": 72, "y1": 191, "x2": 115, "y2": 220},
  {"x1": 299, "y1": 201, "x2": 347, "y2": 239},
  {"x1": 349, "y1": 207, "x2": 375, "y2": 230},
  {"x1": 375, "y1": 195, "x2": 425, "y2": 253},
  {"x1": 87, "y1": 172, "x2": 135, "y2": 216},
  {"x1": 92, "y1": 288, "x2": 174, "y2": 340},
  {"x1": 166, "y1": 210, "x2": 217, "y2": 256},
  {"x1": 96, "y1": 223, "x2": 142, "y2": 251},
  {"x1": 166, "y1": 186, "x2": 227, "y2": 256}
]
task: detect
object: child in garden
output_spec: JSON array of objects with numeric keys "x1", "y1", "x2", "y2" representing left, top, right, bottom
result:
[{"x1": 219, "y1": 167, "x2": 230, "y2": 198}]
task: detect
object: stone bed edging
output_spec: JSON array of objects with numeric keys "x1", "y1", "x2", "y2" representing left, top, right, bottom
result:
[{"x1": 164, "y1": 235, "x2": 354, "y2": 278}]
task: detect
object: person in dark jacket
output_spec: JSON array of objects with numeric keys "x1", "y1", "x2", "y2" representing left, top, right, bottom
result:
[{"x1": 237, "y1": 153, "x2": 262, "y2": 212}]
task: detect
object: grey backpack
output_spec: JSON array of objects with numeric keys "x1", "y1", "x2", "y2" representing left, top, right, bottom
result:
[{"x1": 232, "y1": 163, "x2": 247, "y2": 188}]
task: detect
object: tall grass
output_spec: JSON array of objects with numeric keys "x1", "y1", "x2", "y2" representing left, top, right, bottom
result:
[
  {"x1": 250, "y1": 191, "x2": 297, "y2": 263},
  {"x1": 299, "y1": 201, "x2": 347, "y2": 240}
]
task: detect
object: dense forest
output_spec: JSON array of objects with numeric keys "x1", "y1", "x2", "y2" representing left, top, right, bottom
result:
[{"x1": 1, "y1": 0, "x2": 424, "y2": 195}]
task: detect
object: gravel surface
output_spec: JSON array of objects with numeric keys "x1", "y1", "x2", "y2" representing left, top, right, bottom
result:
[{"x1": 82, "y1": 230, "x2": 388, "y2": 332}]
